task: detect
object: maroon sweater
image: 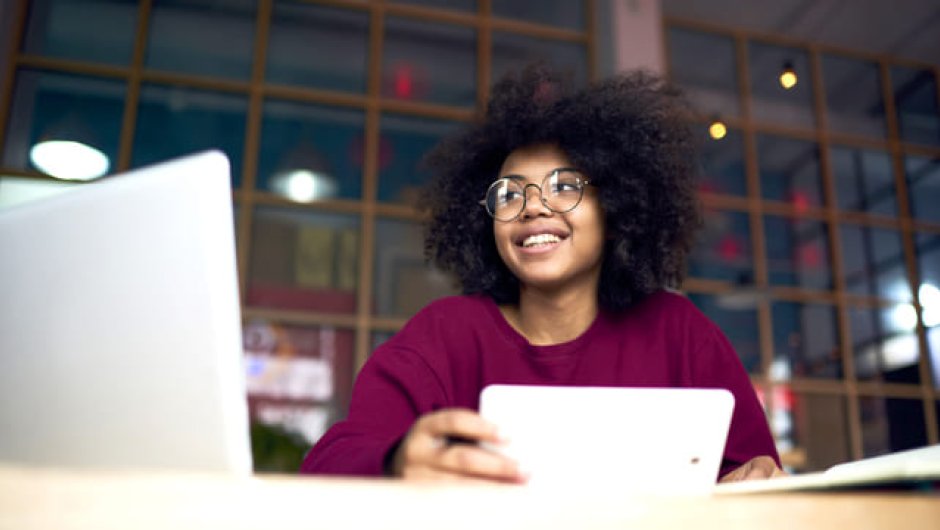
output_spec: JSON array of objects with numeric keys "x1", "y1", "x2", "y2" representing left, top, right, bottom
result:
[{"x1": 301, "y1": 291, "x2": 779, "y2": 477}]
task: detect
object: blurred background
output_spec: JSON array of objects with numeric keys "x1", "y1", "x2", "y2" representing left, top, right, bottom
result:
[{"x1": 0, "y1": 0, "x2": 938, "y2": 473}]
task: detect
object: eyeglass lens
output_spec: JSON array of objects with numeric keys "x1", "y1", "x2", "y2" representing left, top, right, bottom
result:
[{"x1": 484, "y1": 170, "x2": 585, "y2": 221}]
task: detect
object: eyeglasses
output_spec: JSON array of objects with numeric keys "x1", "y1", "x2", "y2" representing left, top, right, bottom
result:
[{"x1": 478, "y1": 168, "x2": 590, "y2": 222}]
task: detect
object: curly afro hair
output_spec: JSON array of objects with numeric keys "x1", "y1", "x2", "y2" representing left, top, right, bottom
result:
[{"x1": 421, "y1": 63, "x2": 702, "y2": 313}]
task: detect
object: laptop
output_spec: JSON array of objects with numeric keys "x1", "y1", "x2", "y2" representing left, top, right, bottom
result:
[
  {"x1": 0, "y1": 150, "x2": 252, "y2": 474},
  {"x1": 479, "y1": 384, "x2": 735, "y2": 495}
]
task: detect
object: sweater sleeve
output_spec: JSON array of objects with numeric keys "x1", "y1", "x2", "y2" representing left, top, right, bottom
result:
[
  {"x1": 691, "y1": 323, "x2": 780, "y2": 478},
  {"x1": 299, "y1": 338, "x2": 448, "y2": 476}
]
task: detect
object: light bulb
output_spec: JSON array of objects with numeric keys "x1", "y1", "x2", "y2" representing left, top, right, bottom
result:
[
  {"x1": 779, "y1": 62, "x2": 797, "y2": 89},
  {"x1": 29, "y1": 140, "x2": 109, "y2": 181},
  {"x1": 708, "y1": 120, "x2": 727, "y2": 140}
]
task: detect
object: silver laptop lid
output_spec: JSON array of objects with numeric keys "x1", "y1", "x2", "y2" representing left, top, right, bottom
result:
[{"x1": 0, "y1": 151, "x2": 251, "y2": 474}]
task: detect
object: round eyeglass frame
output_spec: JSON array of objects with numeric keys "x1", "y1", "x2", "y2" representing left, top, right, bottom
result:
[{"x1": 478, "y1": 168, "x2": 590, "y2": 222}]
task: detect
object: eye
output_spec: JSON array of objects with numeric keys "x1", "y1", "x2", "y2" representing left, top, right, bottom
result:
[
  {"x1": 487, "y1": 180, "x2": 523, "y2": 208},
  {"x1": 548, "y1": 175, "x2": 582, "y2": 194}
]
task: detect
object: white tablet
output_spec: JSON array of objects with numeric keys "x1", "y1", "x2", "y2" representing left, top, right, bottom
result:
[{"x1": 479, "y1": 384, "x2": 735, "y2": 495}]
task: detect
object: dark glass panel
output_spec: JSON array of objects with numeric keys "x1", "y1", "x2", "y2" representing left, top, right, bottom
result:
[
  {"x1": 492, "y1": 32, "x2": 588, "y2": 88},
  {"x1": 771, "y1": 301, "x2": 841, "y2": 379},
  {"x1": 382, "y1": 17, "x2": 476, "y2": 107},
  {"x1": 23, "y1": 0, "x2": 137, "y2": 65},
  {"x1": 373, "y1": 218, "x2": 459, "y2": 318},
  {"x1": 748, "y1": 41, "x2": 815, "y2": 128},
  {"x1": 773, "y1": 390, "x2": 850, "y2": 472},
  {"x1": 378, "y1": 114, "x2": 461, "y2": 206},
  {"x1": 848, "y1": 306, "x2": 920, "y2": 383},
  {"x1": 391, "y1": 0, "x2": 476, "y2": 11},
  {"x1": 829, "y1": 146, "x2": 896, "y2": 216},
  {"x1": 667, "y1": 28, "x2": 739, "y2": 118},
  {"x1": 266, "y1": 1, "x2": 369, "y2": 93},
  {"x1": 132, "y1": 84, "x2": 247, "y2": 187},
  {"x1": 756, "y1": 134, "x2": 822, "y2": 208},
  {"x1": 839, "y1": 225, "x2": 909, "y2": 301},
  {"x1": 246, "y1": 207, "x2": 360, "y2": 315},
  {"x1": 492, "y1": 0, "x2": 584, "y2": 30},
  {"x1": 688, "y1": 293, "x2": 761, "y2": 374},
  {"x1": 699, "y1": 125, "x2": 746, "y2": 196},
  {"x1": 146, "y1": 0, "x2": 256, "y2": 80},
  {"x1": 915, "y1": 233, "x2": 940, "y2": 388},
  {"x1": 905, "y1": 155, "x2": 940, "y2": 223},
  {"x1": 891, "y1": 66, "x2": 940, "y2": 146},
  {"x1": 690, "y1": 209, "x2": 753, "y2": 283},
  {"x1": 821, "y1": 54, "x2": 886, "y2": 138},
  {"x1": 764, "y1": 216, "x2": 832, "y2": 290},
  {"x1": 859, "y1": 396, "x2": 927, "y2": 457},
  {"x1": 257, "y1": 100, "x2": 364, "y2": 201}
]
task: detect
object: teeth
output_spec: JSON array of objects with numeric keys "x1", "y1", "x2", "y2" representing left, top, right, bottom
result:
[{"x1": 522, "y1": 233, "x2": 561, "y2": 248}]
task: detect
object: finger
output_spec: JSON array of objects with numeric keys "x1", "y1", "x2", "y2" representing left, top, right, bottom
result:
[
  {"x1": 431, "y1": 444, "x2": 524, "y2": 482},
  {"x1": 402, "y1": 464, "x2": 518, "y2": 485},
  {"x1": 418, "y1": 409, "x2": 503, "y2": 444}
]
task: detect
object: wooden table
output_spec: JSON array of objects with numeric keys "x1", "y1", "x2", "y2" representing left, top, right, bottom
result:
[{"x1": 0, "y1": 465, "x2": 937, "y2": 530}]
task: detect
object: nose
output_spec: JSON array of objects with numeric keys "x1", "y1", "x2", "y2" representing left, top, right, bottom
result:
[{"x1": 520, "y1": 182, "x2": 550, "y2": 219}]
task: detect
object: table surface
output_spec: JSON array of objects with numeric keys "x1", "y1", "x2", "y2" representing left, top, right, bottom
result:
[{"x1": 1, "y1": 465, "x2": 938, "y2": 530}]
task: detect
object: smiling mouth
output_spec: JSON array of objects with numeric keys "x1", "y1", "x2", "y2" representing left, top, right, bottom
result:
[{"x1": 520, "y1": 233, "x2": 563, "y2": 248}]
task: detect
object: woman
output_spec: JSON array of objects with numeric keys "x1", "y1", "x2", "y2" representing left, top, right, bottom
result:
[{"x1": 301, "y1": 64, "x2": 782, "y2": 483}]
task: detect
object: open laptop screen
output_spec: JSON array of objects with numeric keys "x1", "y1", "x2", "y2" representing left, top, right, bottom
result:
[{"x1": 0, "y1": 151, "x2": 251, "y2": 474}]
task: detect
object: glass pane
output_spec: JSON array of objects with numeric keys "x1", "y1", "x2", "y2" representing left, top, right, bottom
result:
[
  {"x1": 382, "y1": 17, "x2": 476, "y2": 107},
  {"x1": 2, "y1": 70, "x2": 124, "y2": 178},
  {"x1": 757, "y1": 134, "x2": 822, "y2": 208},
  {"x1": 391, "y1": 0, "x2": 476, "y2": 11},
  {"x1": 829, "y1": 146, "x2": 896, "y2": 216},
  {"x1": 146, "y1": 0, "x2": 256, "y2": 80},
  {"x1": 492, "y1": 0, "x2": 584, "y2": 30},
  {"x1": 243, "y1": 320, "x2": 354, "y2": 471},
  {"x1": 860, "y1": 396, "x2": 927, "y2": 458},
  {"x1": 699, "y1": 125, "x2": 746, "y2": 196},
  {"x1": 773, "y1": 390, "x2": 850, "y2": 472},
  {"x1": 891, "y1": 66, "x2": 940, "y2": 146},
  {"x1": 492, "y1": 32, "x2": 588, "y2": 88},
  {"x1": 771, "y1": 301, "x2": 841, "y2": 379},
  {"x1": 257, "y1": 100, "x2": 364, "y2": 201},
  {"x1": 23, "y1": 0, "x2": 137, "y2": 65},
  {"x1": 132, "y1": 84, "x2": 247, "y2": 187},
  {"x1": 246, "y1": 207, "x2": 360, "y2": 314},
  {"x1": 667, "y1": 28, "x2": 739, "y2": 118},
  {"x1": 371, "y1": 331, "x2": 395, "y2": 352},
  {"x1": 373, "y1": 218, "x2": 459, "y2": 318},
  {"x1": 849, "y1": 306, "x2": 920, "y2": 383},
  {"x1": 378, "y1": 114, "x2": 461, "y2": 206},
  {"x1": 266, "y1": 2, "x2": 368, "y2": 93},
  {"x1": 916, "y1": 233, "x2": 940, "y2": 388},
  {"x1": 821, "y1": 54, "x2": 886, "y2": 138},
  {"x1": 748, "y1": 41, "x2": 814, "y2": 128},
  {"x1": 690, "y1": 209, "x2": 752, "y2": 283},
  {"x1": 905, "y1": 155, "x2": 940, "y2": 223},
  {"x1": 764, "y1": 216, "x2": 832, "y2": 290},
  {"x1": 688, "y1": 293, "x2": 760, "y2": 374},
  {"x1": 840, "y1": 225, "x2": 909, "y2": 301}
]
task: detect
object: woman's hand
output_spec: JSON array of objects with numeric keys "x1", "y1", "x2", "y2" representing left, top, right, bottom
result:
[
  {"x1": 389, "y1": 408, "x2": 525, "y2": 483},
  {"x1": 718, "y1": 455, "x2": 787, "y2": 482}
]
